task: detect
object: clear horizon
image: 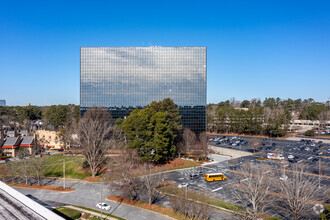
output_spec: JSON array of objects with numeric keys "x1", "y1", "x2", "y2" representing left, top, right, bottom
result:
[{"x1": 1, "y1": 0, "x2": 329, "y2": 106}]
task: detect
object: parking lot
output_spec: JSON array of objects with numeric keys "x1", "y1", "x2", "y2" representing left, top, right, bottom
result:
[
  {"x1": 209, "y1": 135, "x2": 330, "y2": 177},
  {"x1": 165, "y1": 135, "x2": 330, "y2": 219}
]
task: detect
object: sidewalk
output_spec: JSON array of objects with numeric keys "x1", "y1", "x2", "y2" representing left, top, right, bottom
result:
[{"x1": 65, "y1": 205, "x2": 118, "y2": 220}]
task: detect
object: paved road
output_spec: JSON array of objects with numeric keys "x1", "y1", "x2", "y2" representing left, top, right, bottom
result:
[{"x1": 14, "y1": 180, "x2": 170, "y2": 220}]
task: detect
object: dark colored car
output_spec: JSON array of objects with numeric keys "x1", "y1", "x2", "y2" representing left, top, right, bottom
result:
[
  {"x1": 288, "y1": 159, "x2": 298, "y2": 163},
  {"x1": 312, "y1": 158, "x2": 319, "y2": 162},
  {"x1": 313, "y1": 148, "x2": 318, "y2": 152},
  {"x1": 272, "y1": 143, "x2": 276, "y2": 147},
  {"x1": 197, "y1": 171, "x2": 204, "y2": 175},
  {"x1": 190, "y1": 174, "x2": 199, "y2": 180}
]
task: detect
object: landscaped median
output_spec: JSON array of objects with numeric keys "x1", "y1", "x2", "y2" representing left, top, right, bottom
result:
[
  {"x1": 105, "y1": 186, "x2": 241, "y2": 220},
  {"x1": 160, "y1": 185, "x2": 240, "y2": 213},
  {"x1": 53, "y1": 205, "x2": 125, "y2": 220},
  {"x1": 106, "y1": 195, "x2": 184, "y2": 220},
  {"x1": 8, "y1": 182, "x2": 75, "y2": 192}
]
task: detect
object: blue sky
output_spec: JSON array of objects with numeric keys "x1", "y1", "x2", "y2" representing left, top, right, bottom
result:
[{"x1": 0, "y1": 0, "x2": 329, "y2": 106}]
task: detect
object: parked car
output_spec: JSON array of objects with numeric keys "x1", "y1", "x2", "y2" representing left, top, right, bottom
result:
[
  {"x1": 196, "y1": 170, "x2": 204, "y2": 175},
  {"x1": 312, "y1": 158, "x2": 319, "y2": 162},
  {"x1": 313, "y1": 148, "x2": 319, "y2": 152},
  {"x1": 96, "y1": 203, "x2": 111, "y2": 211},
  {"x1": 288, "y1": 155, "x2": 294, "y2": 159},
  {"x1": 178, "y1": 182, "x2": 189, "y2": 188},
  {"x1": 305, "y1": 147, "x2": 310, "y2": 151},
  {"x1": 190, "y1": 174, "x2": 199, "y2": 180},
  {"x1": 280, "y1": 175, "x2": 288, "y2": 181},
  {"x1": 288, "y1": 159, "x2": 298, "y2": 163}
]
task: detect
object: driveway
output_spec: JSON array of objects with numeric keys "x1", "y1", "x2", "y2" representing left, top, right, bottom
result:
[{"x1": 14, "y1": 179, "x2": 170, "y2": 220}]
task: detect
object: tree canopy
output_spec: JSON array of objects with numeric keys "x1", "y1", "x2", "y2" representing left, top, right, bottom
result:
[{"x1": 121, "y1": 98, "x2": 181, "y2": 163}]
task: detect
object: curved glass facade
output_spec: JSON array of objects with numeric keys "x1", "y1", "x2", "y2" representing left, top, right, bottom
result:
[{"x1": 80, "y1": 47, "x2": 206, "y2": 134}]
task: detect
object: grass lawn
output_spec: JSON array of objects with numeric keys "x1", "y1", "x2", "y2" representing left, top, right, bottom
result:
[
  {"x1": 42, "y1": 154, "x2": 89, "y2": 179},
  {"x1": 160, "y1": 185, "x2": 240, "y2": 212},
  {"x1": 256, "y1": 158, "x2": 280, "y2": 161},
  {"x1": 54, "y1": 207, "x2": 81, "y2": 219}
]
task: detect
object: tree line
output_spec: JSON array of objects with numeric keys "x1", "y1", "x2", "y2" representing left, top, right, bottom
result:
[
  {"x1": 0, "y1": 104, "x2": 80, "y2": 131},
  {"x1": 208, "y1": 97, "x2": 330, "y2": 137}
]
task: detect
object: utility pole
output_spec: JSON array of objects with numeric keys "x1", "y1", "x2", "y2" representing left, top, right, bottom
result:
[
  {"x1": 319, "y1": 158, "x2": 321, "y2": 189},
  {"x1": 63, "y1": 158, "x2": 65, "y2": 189},
  {"x1": 100, "y1": 176, "x2": 102, "y2": 219}
]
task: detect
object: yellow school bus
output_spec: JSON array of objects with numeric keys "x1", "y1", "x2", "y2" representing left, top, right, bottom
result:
[{"x1": 204, "y1": 173, "x2": 227, "y2": 182}]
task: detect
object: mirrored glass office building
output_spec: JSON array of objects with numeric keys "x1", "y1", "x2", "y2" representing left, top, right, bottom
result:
[{"x1": 80, "y1": 47, "x2": 206, "y2": 134}]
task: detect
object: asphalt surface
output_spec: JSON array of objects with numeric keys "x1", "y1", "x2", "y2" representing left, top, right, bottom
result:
[
  {"x1": 164, "y1": 135, "x2": 330, "y2": 219},
  {"x1": 14, "y1": 180, "x2": 170, "y2": 220}
]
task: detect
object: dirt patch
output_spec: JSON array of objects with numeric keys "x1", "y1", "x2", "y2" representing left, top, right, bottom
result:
[
  {"x1": 75, "y1": 166, "x2": 91, "y2": 174},
  {"x1": 9, "y1": 183, "x2": 75, "y2": 192},
  {"x1": 82, "y1": 176, "x2": 100, "y2": 182},
  {"x1": 153, "y1": 158, "x2": 200, "y2": 172}
]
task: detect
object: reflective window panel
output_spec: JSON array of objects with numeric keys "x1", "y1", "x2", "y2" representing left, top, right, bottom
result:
[{"x1": 80, "y1": 47, "x2": 206, "y2": 134}]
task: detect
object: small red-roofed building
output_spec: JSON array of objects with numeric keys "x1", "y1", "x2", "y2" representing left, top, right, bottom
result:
[
  {"x1": 2, "y1": 137, "x2": 21, "y2": 157},
  {"x1": 19, "y1": 136, "x2": 35, "y2": 154}
]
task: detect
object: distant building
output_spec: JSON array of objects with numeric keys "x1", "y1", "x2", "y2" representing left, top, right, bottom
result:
[
  {"x1": 80, "y1": 47, "x2": 207, "y2": 134},
  {"x1": 36, "y1": 130, "x2": 65, "y2": 149},
  {"x1": 19, "y1": 136, "x2": 35, "y2": 154},
  {"x1": 289, "y1": 119, "x2": 330, "y2": 132},
  {"x1": 24, "y1": 103, "x2": 31, "y2": 106},
  {"x1": 2, "y1": 137, "x2": 21, "y2": 157},
  {"x1": 0, "y1": 100, "x2": 5, "y2": 106}
]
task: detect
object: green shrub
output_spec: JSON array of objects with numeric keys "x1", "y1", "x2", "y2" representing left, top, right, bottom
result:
[{"x1": 305, "y1": 130, "x2": 314, "y2": 136}]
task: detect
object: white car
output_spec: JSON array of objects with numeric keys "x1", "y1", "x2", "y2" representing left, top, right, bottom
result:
[
  {"x1": 178, "y1": 182, "x2": 188, "y2": 188},
  {"x1": 288, "y1": 155, "x2": 294, "y2": 159},
  {"x1": 96, "y1": 203, "x2": 111, "y2": 211},
  {"x1": 280, "y1": 175, "x2": 288, "y2": 181}
]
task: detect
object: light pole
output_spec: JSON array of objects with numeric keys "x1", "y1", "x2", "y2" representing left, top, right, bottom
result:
[
  {"x1": 319, "y1": 158, "x2": 321, "y2": 189},
  {"x1": 100, "y1": 176, "x2": 103, "y2": 219},
  {"x1": 63, "y1": 158, "x2": 66, "y2": 189}
]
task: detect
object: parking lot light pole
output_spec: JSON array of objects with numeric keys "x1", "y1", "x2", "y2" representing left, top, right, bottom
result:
[
  {"x1": 185, "y1": 185, "x2": 188, "y2": 200},
  {"x1": 63, "y1": 158, "x2": 65, "y2": 189},
  {"x1": 100, "y1": 176, "x2": 102, "y2": 219},
  {"x1": 319, "y1": 158, "x2": 321, "y2": 189}
]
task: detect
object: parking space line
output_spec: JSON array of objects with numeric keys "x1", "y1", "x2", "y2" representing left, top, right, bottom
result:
[{"x1": 212, "y1": 187, "x2": 223, "y2": 192}]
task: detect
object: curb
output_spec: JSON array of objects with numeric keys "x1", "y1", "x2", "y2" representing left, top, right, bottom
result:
[
  {"x1": 64, "y1": 205, "x2": 117, "y2": 220},
  {"x1": 106, "y1": 197, "x2": 176, "y2": 220},
  {"x1": 11, "y1": 185, "x2": 76, "y2": 193}
]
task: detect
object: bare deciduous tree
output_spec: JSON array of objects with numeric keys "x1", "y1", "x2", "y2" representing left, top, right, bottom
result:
[
  {"x1": 30, "y1": 155, "x2": 45, "y2": 185},
  {"x1": 248, "y1": 138, "x2": 261, "y2": 153},
  {"x1": 74, "y1": 107, "x2": 123, "y2": 177},
  {"x1": 169, "y1": 195, "x2": 213, "y2": 220},
  {"x1": 273, "y1": 164, "x2": 328, "y2": 220},
  {"x1": 199, "y1": 132, "x2": 209, "y2": 159},
  {"x1": 111, "y1": 148, "x2": 142, "y2": 200},
  {"x1": 140, "y1": 163, "x2": 163, "y2": 205},
  {"x1": 231, "y1": 163, "x2": 273, "y2": 219},
  {"x1": 15, "y1": 149, "x2": 32, "y2": 184},
  {"x1": 183, "y1": 128, "x2": 196, "y2": 154}
]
